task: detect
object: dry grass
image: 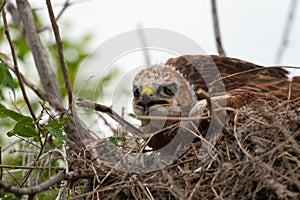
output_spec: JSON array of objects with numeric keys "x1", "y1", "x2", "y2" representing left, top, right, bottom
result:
[{"x1": 68, "y1": 98, "x2": 300, "y2": 200}]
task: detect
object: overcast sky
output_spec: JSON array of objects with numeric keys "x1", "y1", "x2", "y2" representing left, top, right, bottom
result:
[{"x1": 44, "y1": 0, "x2": 300, "y2": 66}]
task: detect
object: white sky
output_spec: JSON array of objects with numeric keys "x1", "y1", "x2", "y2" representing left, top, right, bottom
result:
[{"x1": 45, "y1": 0, "x2": 300, "y2": 66}]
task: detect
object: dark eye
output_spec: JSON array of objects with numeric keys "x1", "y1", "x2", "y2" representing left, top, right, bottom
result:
[
  {"x1": 133, "y1": 87, "x2": 140, "y2": 99},
  {"x1": 159, "y1": 83, "x2": 177, "y2": 97}
]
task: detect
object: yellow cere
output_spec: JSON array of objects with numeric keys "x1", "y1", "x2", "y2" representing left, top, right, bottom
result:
[{"x1": 141, "y1": 86, "x2": 154, "y2": 96}]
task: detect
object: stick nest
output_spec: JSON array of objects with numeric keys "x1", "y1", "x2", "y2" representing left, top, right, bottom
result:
[{"x1": 68, "y1": 98, "x2": 300, "y2": 200}]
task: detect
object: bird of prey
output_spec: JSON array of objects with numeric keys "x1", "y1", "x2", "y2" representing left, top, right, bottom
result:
[{"x1": 132, "y1": 55, "x2": 300, "y2": 150}]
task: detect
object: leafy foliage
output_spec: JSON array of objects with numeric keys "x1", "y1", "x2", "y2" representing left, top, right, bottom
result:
[{"x1": 0, "y1": 104, "x2": 38, "y2": 140}]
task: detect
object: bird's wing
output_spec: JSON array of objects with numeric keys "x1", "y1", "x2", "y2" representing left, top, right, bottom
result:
[{"x1": 166, "y1": 55, "x2": 300, "y2": 105}]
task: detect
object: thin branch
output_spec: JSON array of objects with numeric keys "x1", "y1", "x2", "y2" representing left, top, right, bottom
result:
[
  {"x1": 46, "y1": 0, "x2": 73, "y2": 109},
  {"x1": 211, "y1": 0, "x2": 226, "y2": 56},
  {"x1": 0, "y1": 164, "x2": 64, "y2": 170},
  {"x1": 76, "y1": 98, "x2": 144, "y2": 137},
  {"x1": 275, "y1": 0, "x2": 298, "y2": 64},
  {"x1": 233, "y1": 110, "x2": 252, "y2": 159},
  {"x1": 0, "y1": 0, "x2": 7, "y2": 12},
  {"x1": 56, "y1": 0, "x2": 71, "y2": 21},
  {"x1": 2, "y1": 8, "x2": 37, "y2": 121}
]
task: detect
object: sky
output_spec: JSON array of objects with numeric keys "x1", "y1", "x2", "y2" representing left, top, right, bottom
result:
[{"x1": 46, "y1": 0, "x2": 300, "y2": 66}]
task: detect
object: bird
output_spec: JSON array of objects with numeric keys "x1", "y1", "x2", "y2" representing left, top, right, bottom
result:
[{"x1": 132, "y1": 55, "x2": 300, "y2": 150}]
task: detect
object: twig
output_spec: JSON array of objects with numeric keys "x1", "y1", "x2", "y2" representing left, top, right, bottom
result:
[
  {"x1": 0, "y1": 164, "x2": 64, "y2": 170},
  {"x1": 136, "y1": 115, "x2": 208, "y2": 121},
  {"x1": 46, "y1": 0, "x2": 73, "y2": 109},
  {"x1": 0, "y1": 0, "x2": 7, "y2": 12},
  {"x1": 211, "y1": 0, "x2": 226, "y2": 56},
  {"x1": 56, "y1": 0, "x2": 71, "y2": 21},
  {"x1": 275, "y1": 0, "x2": 298, "y2": 64},
  {"x1": 233, "y1": 110, "x2": 252, "y2": 159},
  {"x1": 76, "y1": 98, "x2": 144, "y2": 137},
  {"x1": 2, "y1": 8, "x2": 37, "y2": 121}
]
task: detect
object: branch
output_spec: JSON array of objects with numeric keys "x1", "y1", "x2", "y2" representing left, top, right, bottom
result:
[
  {"x1": 16, "y1": 0, "x2": 63, "y2": 109},
  {"x1": 46, "y1": 0, "x2": 73, "y2": 109},
  {"x1": 275, "y1": 0, "x2": 298, "y2": 64},
  {"x1": 211, "y1": 0, "x2": 226, "y2": 56},
  {"x1": 11, "y1": 0, "x2": 94, "y2": 144},
  {"x1": 56, "y1": 0, "x2": 71, "y2": 21},
  {"x1": 0, "y1": 164, "x2": 64, "y2": 170},
  {"x1": 0, "y1": 172, "x2": 65, "y2": 195},
  {"x1": 76, "y1": 98, "x2": 144, "y2": 137},
  {"x1": 0, "y1": 170, "x2": 98, "y2": 196},
  {"x1": 0, "y1": 0, "x2": 7, "y2": 12}
]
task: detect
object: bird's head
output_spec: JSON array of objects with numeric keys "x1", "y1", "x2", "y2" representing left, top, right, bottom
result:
[{"x1": 132, "y1": 64, "x2": 196, "y2": 126}]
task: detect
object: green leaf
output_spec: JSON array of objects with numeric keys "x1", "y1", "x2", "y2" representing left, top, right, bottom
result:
[
  {"x1": 0, "y1": 63, "x2": 15, "y2": 96},
  {"x1": 7, "y1": 116, "x2": 38, "y2": 140},
  {"x1": 44, "y1": 126, "x2": 67, "y2": 145},
  {"x1": 44, "y1": 117, "x2": 69, "y2": 145},
  {"x1": 0, "y1": 103, "x2": 25, "y2": 121}
]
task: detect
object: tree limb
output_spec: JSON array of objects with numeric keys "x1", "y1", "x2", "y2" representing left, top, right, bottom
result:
[
  {"x1": 16, "y1": 0, "x2": 62, "y2": 108},
  {"x1": 0, "y1": 172, "x2": 65, "y2": 195}
]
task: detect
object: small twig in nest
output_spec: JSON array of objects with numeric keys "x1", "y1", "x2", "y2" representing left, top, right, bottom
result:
[
  {"x1": 76, "y1": 98, "x2": 144, "y2": 137},
  {"x1": 136, "y1": 115, "x2": 209, "y2": 121}
]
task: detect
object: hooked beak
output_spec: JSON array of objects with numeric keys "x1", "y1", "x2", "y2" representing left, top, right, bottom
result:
[{"x1": 134, "y1": 86, "x2": 173, "y2": 114}]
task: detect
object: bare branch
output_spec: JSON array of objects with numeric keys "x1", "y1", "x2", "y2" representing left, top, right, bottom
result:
[
  {"x1": 211, "y1": 0, "x2": 226, "y2": 56},
  {"x1": 0, "y1": 172, "x2": 65, "y2": 195},
  {"x1": 46, "y1": 0, "x2": 73, "y2": 109},
  {"x1": 0, "y1": 0, "x2": 7, "y2": 12},
  {"x1": 76, "y1": 98, "x2": 144, "y2": 137},
  {"x1": 56, "y1": 0, "x2": 71, "y2": 21},
  {"x1": 16, "y1": 0, "x2": 62, "y2": 109},
  {"x1": 0, "y1": 164, "x2": 64, "y2": 170},
  {"x1": 275, "y1": 0, "x2": 298, "y2": 64}
]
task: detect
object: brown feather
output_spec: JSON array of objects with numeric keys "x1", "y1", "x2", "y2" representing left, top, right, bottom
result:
[{"x1": 166, "y1": 55, "x2": 300, "y2": 107}]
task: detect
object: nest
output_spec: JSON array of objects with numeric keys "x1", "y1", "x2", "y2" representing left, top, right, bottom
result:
[{"x1": 68, "y1": 98, "x2": 300, "y2": 200}]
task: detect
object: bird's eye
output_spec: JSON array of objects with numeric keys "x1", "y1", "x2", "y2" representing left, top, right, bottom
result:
[
  {"x1": 133, "y1": 87, "x2": 140, "y2": 99},
  {"x1": 159, "y1": 83, "x2": 177, "y2": 97}
]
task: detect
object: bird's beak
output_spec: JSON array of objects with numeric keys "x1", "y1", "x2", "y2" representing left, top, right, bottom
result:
[
  {"x1": 134, "y1": 86, "x2": 173, "y2": 114},
  {"x1": 141, "y1": 87, "x2": 154, "y2": 113}
]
